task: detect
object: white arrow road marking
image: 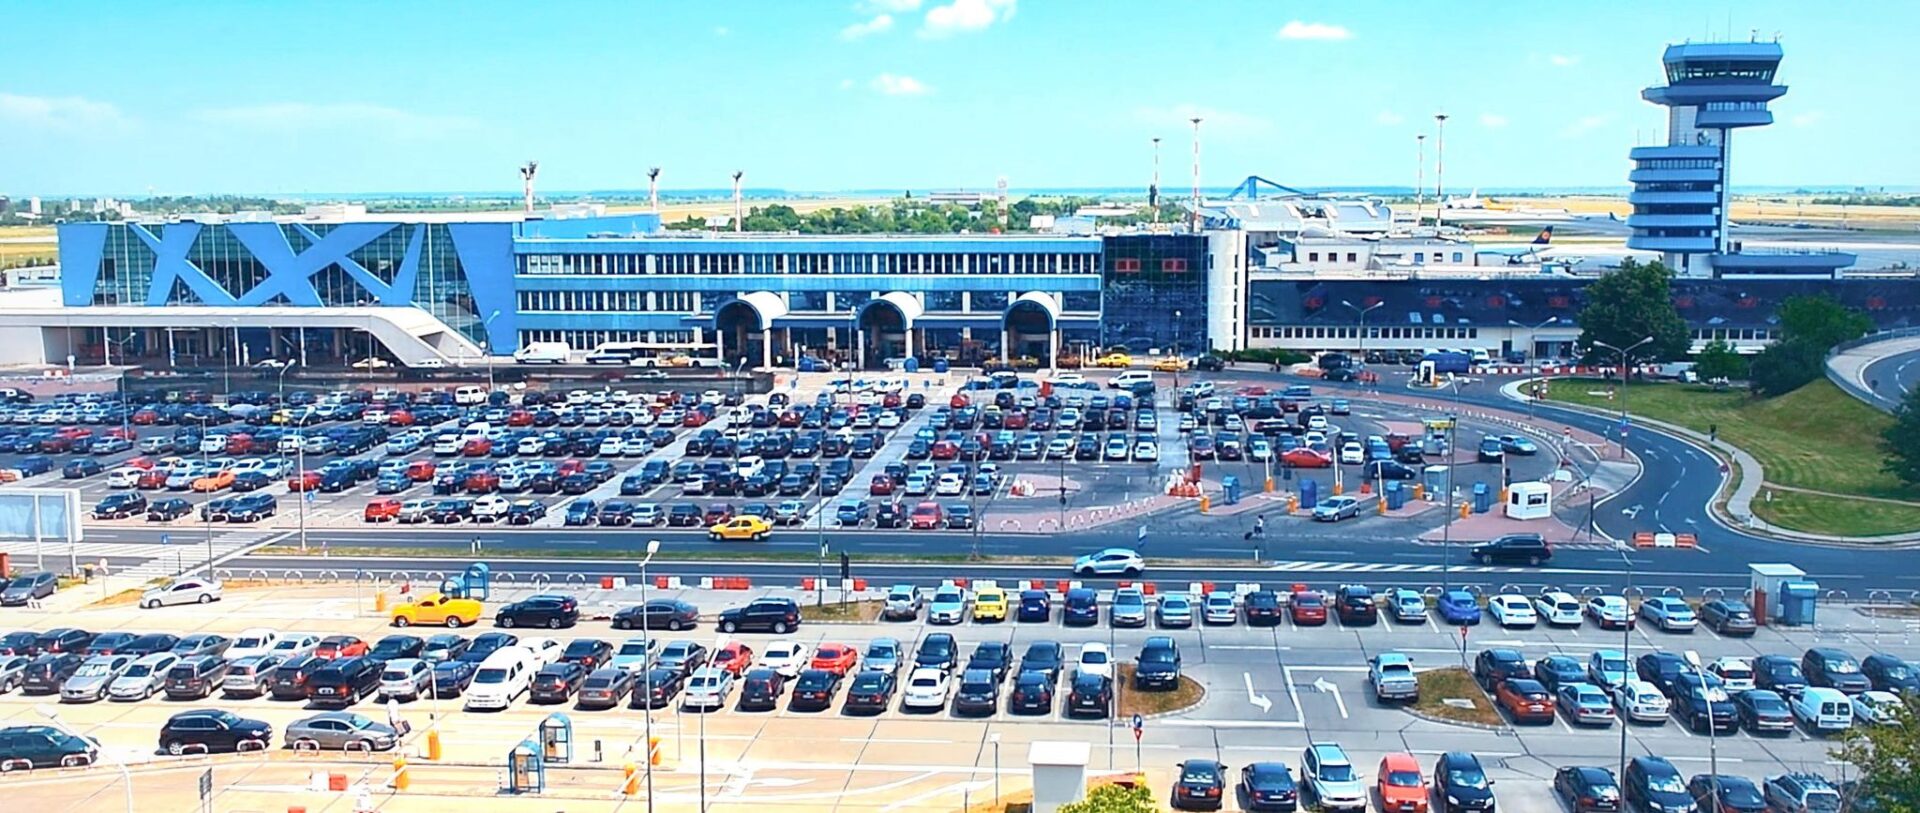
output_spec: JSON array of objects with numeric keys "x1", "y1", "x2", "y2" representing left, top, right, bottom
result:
[
  {"x1": 1312, "y1": 677, "x2": 1349, "y2": 719},
  {"x1": 1245, "y1": 672, "x2": 1272, "y2": 712}
]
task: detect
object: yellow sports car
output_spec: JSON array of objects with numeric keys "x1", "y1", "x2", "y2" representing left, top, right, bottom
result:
[
  {"x1": 391, "y1": 592, "x2": 484, "y2": 628},
  {"x1": 972, "y1": 586, "x2": 1008, "y2": 622},
  {"x1": 1094, "y1": 352, "x2": 1134, "y2": 368},
  {"x1": 1153, "y1": 356, "x2": 1187, "y2": 372},
  {"x1": 709, "y1": 515, "x2": 774, "y2": 541}
]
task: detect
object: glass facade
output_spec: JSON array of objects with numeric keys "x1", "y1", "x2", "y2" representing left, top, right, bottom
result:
[{"x1": 1099, "y1": 234, "x2": 1209, "y2": 352}]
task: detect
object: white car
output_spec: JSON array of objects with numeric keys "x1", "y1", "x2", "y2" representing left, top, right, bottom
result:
[
  {"x1": 1613, "y1": 680, "x2": 1670, "y2": 724},
  {"x1": 1852, "y1": 690, "x2": 1903, "y2": 726},
  {"x1": 471, "y1": 495, "x2": 510, "y2": 522},
  {"x1": 268, "y1": 634, "x2": 321, "y2": 660},
  {"x1": 518, "y1": 637, "x2": 564, "y2": 668},
  {"x1": 901, "y1": 667, "x2": 951, "y2": 711},
  {"x1": 106, "y1": 467, "x2": 143, "y2": 488},
  {"x1": 1706, "y1": 657, "x2": 1756, "y2": 693},
  {"x1": 935, "y1": 474, "x2": 965, "y2": 496},
  {"x1": 1586, "y1": 596, "x2": 1635, "y2": 629},
  {"x1": 1248, "y1": 438, "x2": 1272, "y2": 462},
  {"x1": 107, "y1": 652, "x2": 180, "y2": 701},
  {"x1": 1533, "y1": 591, "x2": 1583, "y2": 627},
  {"x1": 759, "y1": 640, "x2": 808, "y2": 678},
  {"x1": 227, "y1": 628, "x2": 282, "y2": 661},
  {"x1": 1076, "y1": 643, "x2": 1114, "y2": 679},
  {"x1": 1202, "y1": 591, "x2": 1237, "y2": 625},
  {"x1": 1338, "y1": 442, "x2": 1364, "y2": 464},
  {"x1": 142, "y1": 577, "x2": 223, "y2": 608},
  {"x1": 1132, "y1": 441, "x2": 1158, "y2": 462},
  {"x1": 1072, "y1": 548, "x2": 1144, "y2": 577},
  {"x1": 610, "y1": 637, "x2": 657, "y2": 673},
  {"x1": 680, "y1": 667, "x2": 734, "y2": 711},
  {"x1": 1486, "y1": 595, "x2": 1538, "y2": 628}
]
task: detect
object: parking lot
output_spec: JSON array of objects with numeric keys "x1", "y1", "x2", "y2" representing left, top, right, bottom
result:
[{"x1": 0, "y1": 574, "x2": 1909, "y2": 811}]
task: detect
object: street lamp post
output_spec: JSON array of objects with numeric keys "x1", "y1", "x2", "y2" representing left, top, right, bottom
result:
[
  {"x1": 277, "y1": 362, "x2": 310, "y2": 553},
  {"x1": 1172, "y1": 309, "x2": 1183, "y2": 393},
  {"x1": 1591, "y1": 336, "x2": 1653, "y2": 457},
  {"x1": 637, "y1": 539, "x2": 661, "y2": 812},
  {"x1": 1440, "y1": 416, "x2": 1458, "y2": 592},
  {"x1": 1684, "y1": 651, "x2": 1722, "y2": 802},
  {"x1": 1341, "y1": 300, "x2": 1384, "y2": 366}
]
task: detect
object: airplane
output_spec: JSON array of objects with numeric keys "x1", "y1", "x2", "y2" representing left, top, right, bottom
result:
[{"x1": 1441, "y1": 188, "x2": 1490, "y2": 210}]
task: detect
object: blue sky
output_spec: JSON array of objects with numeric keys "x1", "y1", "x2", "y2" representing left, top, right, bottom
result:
[{"x1": 2, "y1": 0, "x2": 1913, "y2": 196}]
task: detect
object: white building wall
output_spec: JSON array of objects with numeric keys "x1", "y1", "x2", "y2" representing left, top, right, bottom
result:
[{"x1": 1206, "y1": 229, "x2": 1247, "y2": 352}]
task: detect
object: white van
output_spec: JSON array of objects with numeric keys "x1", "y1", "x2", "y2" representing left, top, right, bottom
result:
[
  {"x1": 454, "y1": 386, "x2": 488, "y2": 407},
  {"x1": 1791, "y1": 687, "x2": 1854, "y2": 733},
  {"x1": 464, "y1": 649, "x2": 534, "y2": 711},
  {"x1": 514, "y1": 342, "x2": 572, "y2": 365},
  {"x1": 1111, "y1": 371, "x2": 1154, "y2": 390},
  {"x1": 735, "y1": 455, "x2": 766, "y2": 480}
]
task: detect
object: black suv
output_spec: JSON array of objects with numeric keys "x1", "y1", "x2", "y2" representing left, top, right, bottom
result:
[
  {"x1": 1133, "y1": 637, "x2": 1182, "y2": 691},
  {"x1": 737, "y1": 668, "x2": 787, "y2": 711},
  {"x1": 915, "y1": 633, "x2": 958, "y2": 673},
  {"x1": 1243, "y1": 591, "x2": 1282, "y2": 626},
  {"x1": 158, "y1": 709, "x2": 273, "y2": 755},
  {"x1": 305, "y1": 656, "x2": 381, "y2": 707},
  {"x1": 19, "y1": 653, "x2": 84, "y2": 694},
  {"x1": 1432, "y1": 751, "x2": 1497, "y2": 812},
  {"x1": 1335, "y1": 585, "x2": 1378, "y2": 626},
  {"x1": 1469, "y1": 533, "x2": 1552, "y2": 565},
  {"x1": 1623, "y1": 757, "x2": 1693, "y2": 813},
  {"x1": 1474, "y1": 648, "x2": 1530, "y2": 690},
  {"x1": 717, "y1": 598, "x2": 801, "y2": 634},
  {"x1": 495, "y1": 594, "x2": 581, "y2": 629}
]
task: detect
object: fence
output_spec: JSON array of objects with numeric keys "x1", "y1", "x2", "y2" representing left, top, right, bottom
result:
[{"x1": 1824, "y1": 327, "x2": 1920, "y2": 413}]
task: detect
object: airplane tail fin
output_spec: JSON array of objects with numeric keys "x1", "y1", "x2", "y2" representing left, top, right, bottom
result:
[{"x1": 1532, "y1": 226, "x2": 1553, "y2": 245}]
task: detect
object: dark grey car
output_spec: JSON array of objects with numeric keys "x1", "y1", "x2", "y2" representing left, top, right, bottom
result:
[{"x1": 0, "y1": 572, "x2": 56, "y2": 606}]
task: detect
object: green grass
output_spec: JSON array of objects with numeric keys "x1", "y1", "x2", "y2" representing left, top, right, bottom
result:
[
  {"x1": 1116, "y1": 664, "x2": 1206, "y2": 717},
  {"x1": 1751, "y1": 490, "x2": 1920, "y2": 538},
  {"x1": 800, "y1": 599, "x2": 883, "y2": 622},
  {"x1": 1412, "y1": 667, "x2": 1501, "y2": 727}
]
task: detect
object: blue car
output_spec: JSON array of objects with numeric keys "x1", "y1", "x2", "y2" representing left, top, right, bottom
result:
[
  {"x1": 1017, "y1": 589, "x2": 1051, "y2": 623},
  {"x1": 432, "y1": 659, "x2": 477, "y2": 696},
  {"x1": 1438, "y1": 590, "x2": 1481, "y2": 625},
  {"x1": 564, "y1": 499, "x2": 598, "y2": 527},
  {"x1": 1498, "y1": 435, "x2": 1540, "y2": 455},
  {"x1": 375, "y1": 472, "x2": 411, "y2": 494},
  {"x1": 835, "y1": 500, "x2": 870, "y2": 526}
]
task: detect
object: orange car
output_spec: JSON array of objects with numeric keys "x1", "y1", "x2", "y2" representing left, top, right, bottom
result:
[
  {"x1": 364, "y1": 498, "x2": 402, "y2": 522},
  {"x1": 190, "y1": 469, "x2": 236, "y2": 492},
  {"x1": 1376, "y1": 752, "x2": 1429, "y2": 813},
  {"x1": 711, "y1": 642, "x2": 755, "y2": 677},
  {"x1": 1495, "y1": 678, "x2": 1556, "y2": 724},
  {"x1": 809, "y1": 643, "x2": 859, "y2": 675}
]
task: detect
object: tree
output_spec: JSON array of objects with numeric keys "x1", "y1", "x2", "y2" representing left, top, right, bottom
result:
[
  {"x1": 1777, "y1": 293, "x2": 1873, "y2": 350},
  {"x1": 1059, "y1": 782, "x2": 1156, "y2": 813},
  {"x1": 1884, "y1": 387, "x2": 1920, "y2": 486},
  {"x1": 1748, "y1": 340, "x2": 1826, "y2": 397},
  {"x1": 1574, "y1": 259, "x2": 1691, "y2": 366},
  {"x1": 1832, "y1": 693, "x2": 1920, "y2": 810},
  {"x1": 1692, "y1": 339, "x2": 1748, "y2": 382}
]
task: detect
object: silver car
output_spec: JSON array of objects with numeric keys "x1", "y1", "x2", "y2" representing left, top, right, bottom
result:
[
  {"x1": 285, "y1": 712, "x2": 400, "y2": 751},
  {"x1": 679, "y1": 667, "x2": 734, "y2": 711},
  {"x1": 108, "y1": 653, "x2": 179, "y2": 701},
  {"x1": 0, "y1": 655, "x2": 31, "y2": 693},
  {"x1": 61, "y1": 655, "x2": 135, "y2": 703},
  {"x1": 221, "y1": 655, "x2": 285, "y2": 699},
  {"x1": 378, "y1": 659, "x2": 433, "y2": 702}
]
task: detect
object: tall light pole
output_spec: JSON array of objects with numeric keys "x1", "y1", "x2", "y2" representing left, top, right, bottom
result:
[
  {"x1": 1189, "y1": 117, "x2": 1203, "y2": 233},
  {"x1": 1172, "y1": 309, "x2": 1183, "y2": 393},
  {"x1": 1591, "y1": 336, "x2": 1653, "y2": 454},
  {"x1": 1341, "y1": 300, "x2": 1384, "y2": 362},
  {"x1": 277, "y1": 362, "x2": 310, "y2": 553},
  {"x1": 1683, "y1": 650, "x2": 1722, "y2": 803},
  {"x1": 1433, "y1": 113, "x2": 1449, "y2": 232},
  {"x1": 1415, "y1": 134, "x2": 1427, "y2": 227},
  {"x1": 731, "y1": 171, "x2": 744, "y2": 233},
  {"x1": 637, "y1": 539, "x2": 661, "y2": 812},
  {"x1": 647, "y1": 167, "x2": 661, "y2": 213},
  {"x1": 193, "y1": 414, "x2": 215, "y2": 577},
  {"x1": 1149, "y1": 137, "x2": 1162, "y2": 224}
]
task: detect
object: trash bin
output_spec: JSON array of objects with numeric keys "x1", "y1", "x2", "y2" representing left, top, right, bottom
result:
[
  {"x1": 1780, "y1": 580, "x2": 1820, "y2": 626},
  {"x1": 1221, "y1": 476, "x2": 1241, "y2": 506},
  {"x1": 933, "y1": 358, "x2": 949, "y2": 374},
  {"x1": 904, "y1": 357, "x2": 920, "y2": 373},
  {"x1": 1471, "y1": 482, "x2": 1492, "y2": 514},
  {"x1": 1422, "y1": 466, "x2": 1449, "y2": 500},
  {"x1": 1384, "y1": 482, "x2": 1406, "y2": 510},
  {"x1": 1300, "y1": 479, "x2": 1318, "y2": 508}
]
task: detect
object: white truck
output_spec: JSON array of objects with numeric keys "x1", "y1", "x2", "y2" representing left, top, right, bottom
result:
[{"x1": 513, "y1": 342, "x2": 572, "y2": 364}]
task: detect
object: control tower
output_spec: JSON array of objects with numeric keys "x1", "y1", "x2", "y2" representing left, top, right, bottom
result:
[{"x1": 1626, "y1": 42, "x2": 1852, "y2": 277}]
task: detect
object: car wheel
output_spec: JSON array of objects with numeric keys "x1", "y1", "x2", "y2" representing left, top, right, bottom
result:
[
  {"x1": 547, "y1": 619, "x2": 563, "y2": 630},
  {"x1": 613, "y1": 619, "x2": 627, "y2": 631},
  {"x1": 444, "y1": 616, "x2": 463, "y2": 629},
  {"x1": 499, "y1": 617, "x2": 516, "y2": 628},
  {"x1": 143, "y1": 600, "x2": 159, "y2": 609},
  {"x1": 165, "y1": 740, "x2": 187, "y2": 756},
  {"x1": 393, "y1": 616, "x2": 410, "y2": 628},
  {"x1": 1123, "y1": 567, "x2": 1140, "y2": 577},
  {"x1": 772, "y1": 622, "x2": 789, "y2": 634},
  {"x1": 720, "y1": 621, "x2": 737, "y2": 633},
  {"x1": 1528, "y1": 555, "x2": 1542, "y2": 566},
  {"x1": 670, "y1": 620, "x2": 686, "y2": 631}
]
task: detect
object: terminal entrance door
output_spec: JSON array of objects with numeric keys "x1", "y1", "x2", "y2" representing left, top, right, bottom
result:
[
  {"x1": 857, "y1": 302, "x2": 908, "y2": 369},
  {"x1": 1003, "y1": 299, "x2": 1055, "y2": 366}
]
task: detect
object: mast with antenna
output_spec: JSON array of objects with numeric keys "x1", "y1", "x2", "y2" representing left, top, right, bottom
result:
[
  {"x1": 1433, "y1": 113, "x2": 1449, "y2": 231},
  {"x1": 519, "y1": 161, "x2": 539, "y2": 214},
  {"x1": 1415, "y1": 134, "x2": 1426, "y2": 229},
  {"x1": 731, "y1": 171, "x2": 744, "y2": 233},
  {"x1": 647, "y1": 167, "x2": 661, "y2": 212}
]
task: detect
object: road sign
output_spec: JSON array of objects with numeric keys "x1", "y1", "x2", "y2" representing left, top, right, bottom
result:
[
  {"x1": 1130, "y1": 713, "x2": 1144, "y2": 740},
  {"x1": 199, "y1": 767, "x2": 213, "y2": 800},
  {"x1": 160, "y1": 533, "x2": 171, "y2": 546},
  {"x1": 1459, "y1": 624, "x2": 1470, "y2": 641}
]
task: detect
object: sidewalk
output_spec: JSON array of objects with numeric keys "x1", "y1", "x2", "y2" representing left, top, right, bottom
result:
[{"x1": 1824, "y1": 333, "x2": 1920, "y2": 412}]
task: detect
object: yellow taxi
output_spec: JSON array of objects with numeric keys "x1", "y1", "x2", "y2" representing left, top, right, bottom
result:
[
  {"x1": 971, "y1": 585, "x2": 1009, "y2": 622},
  {"x1": 1152, "y1": 356, "x2": 1188, "y2": 372},
  {"x1": 391, "y1": 592, "x2": 485, "y2": 628},
  {"x1": 709, "y1": 515, "x2": 774, "y2": 541},
  {"x1": 1094, "y1": 352, "x2": 1134, "y2": 368}
]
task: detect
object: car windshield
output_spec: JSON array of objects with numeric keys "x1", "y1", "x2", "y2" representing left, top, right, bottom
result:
[
  {"x1": 1180, "y1": 766, "x2": 1217, "y2": 783},
  {"x1": 1387, "y1": 770, "x2": 1421, "y2": 787},
  {"x1": 618, "y1": 642, "x2": 649, "y2": 655},
  {"x1": 1601, "y1": 658, "x2": 1626, "y2": 673},
  {"x1": 1647, "y1": 773, "x2": 1686, "y2": 794},
  {"x1": 1807, "y1": 792, "x2": 1842, "y2": 813},
  {"x1": 1141, "y1": 648, "x2": 1175, "y2": 664},
  {"x1": 1081, "y1": 651, "x2": 1108, "y2": 665},
  {"x1": 910, "y1": 676, "x2": 938, "y2": 689},
  {"x1": 1449, "y1": 768, "x2": 1489, "y2": 789},
  {"x1": 1884, "y1": 664, "x2": 1913, "y2": 680},
  {"x1": 124, "y1": 664, "x2": 152, "y2": 678},
  {"x1": 1319, "y1": 764, "x2": 1354, "y2": 783},
  {"x1": 1828, "y1": 659, "x2": 1861, "y2": 674},
  {"x1": 75, "y1": 663, "x2": 113, "y2": 677},
  {"x1": 475, "y1": 668, "x2": 507, "y2": 684}
]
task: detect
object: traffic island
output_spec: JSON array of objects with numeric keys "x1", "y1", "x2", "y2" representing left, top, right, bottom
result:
[
  {"x1": 799, "y1": 599, "x2": 883, "y2": 623},
  {"x1": 1117, "y1": 664, "x2": 1205, "y2": 718},
  {"x1": 1408, "y1": 667, "x2": 1502, "y2": 728}
]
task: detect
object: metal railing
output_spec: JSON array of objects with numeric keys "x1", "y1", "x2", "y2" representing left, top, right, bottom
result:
[{"x1": 1823, "y1": 327, "x2": 1920, "y2": 412}]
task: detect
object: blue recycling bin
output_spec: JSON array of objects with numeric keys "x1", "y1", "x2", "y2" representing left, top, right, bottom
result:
[
  {"x1": 933, "y1": 358, "x2": 949, "y2": 374},
  {"x1": 1471, "y1": 482, "x2": 1492, "y2": 514},
  {"x1": 1384, "y1": 482, "x2": 1406, "y2": 510},
  {"x1": 1221, "y1": 475, "x2": 1241, "y2": 506},
  {"x1": 1780, "y1": 580, "x2": 1820, "y2": 626},
  {"x1": 904, "y1": 357, "x2": 920, "y2": 373},
  {"x1": 1422, "y1": 465, "x2": 1449, "y2": 500},
  {"x1": 1300, "y1": 479, "x2": 1319, "y2": 508}
]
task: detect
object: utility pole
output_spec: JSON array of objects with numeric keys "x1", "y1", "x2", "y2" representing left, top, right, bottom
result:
[
  {"x1": 1150, "y1": 137, "x2": 1162, "y2": 224},
  {"x1": 1433, "y1": 113, "x2": 1449, "y2": 231},
  {"x1": 519, "y1": 161, "x2": 539, "y2": 214},
  {"x1": 1415, "y1": 134, "x2": 1427, "y2": 227},
  {"x1": 731, "y1": 171, "x2": 744, "y2": 233}
]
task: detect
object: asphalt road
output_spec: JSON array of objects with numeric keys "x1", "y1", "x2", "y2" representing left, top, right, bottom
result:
[{"x1": 1860, "y1": 345, "x2": 1920, "y2": 410}]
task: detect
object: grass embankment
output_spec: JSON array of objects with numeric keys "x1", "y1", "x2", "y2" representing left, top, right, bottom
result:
[
  {"x1": 800, "y1": 599, "x2": 883, "y2": 623},
  {"x1": 1546, "y1": 378, "x2": 1920, "y2": 537},
  {"x1": 1116, "y1": 664, "x2": 1206, "y2": 717},
  {"x1": 1413, "y1": 667, "x2": 1501, "y2": 727}
]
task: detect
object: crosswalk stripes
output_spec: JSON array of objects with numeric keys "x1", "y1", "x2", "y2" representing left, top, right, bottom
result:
[{"x1": 1265, "y1": 559, "x2": 1526, "y2": 574}]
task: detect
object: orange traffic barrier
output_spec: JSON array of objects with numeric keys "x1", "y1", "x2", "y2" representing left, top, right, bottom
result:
[
  {"x1": 852, "y1": 578, "x2": 867, "y2": 591},
  {"x1": 1199, "y1": 495, "x2": 1211, "y2": 513},
  {"x1": 1117, "y1": 580, "x2": 1132, "y2": 589},
  {"x1": 802, "y1": 577, "x2": 816, "y2": 591},
  {"x1": 600, "y1": 576, "x2": 615, "y2": 590},
  {"x1": 1201, "y1": 581, "x2": 1216, "y2": 594},
  {"x1": 655, "y1": 576, "x2": 669, "y2": 589},
  {"x1": 391, "y1": 756, "x2": 410, "y2": 792},
  {"x1": 1458, "y1": 502, "x2": 1471, "y2": 519},
  {"x1": 953, "y1": 578, "x2": 969, "y2": 588},
  {"x1": 426, "y1": 730, "x2": 442, "y2": 761},
  {"x1": 623, "y1": 763, "x2": 641, "y2": 796},
  {"x1": 1029, "y1": 579, "x2": 1046, "y2": 590},
  {"x1": 1142, "y1": 582, "x2": 1157, "y2": 596},
  {"x1": 1056, "y1": 580, "x2": 1071, "y2": 593},
  {"x1": 1675, "y1": 534, "x2": 1698, "y2": 549},
  {"x1": 328, "y1": 773, "x2": 348, "y2": 792},
  {"x1": 1359, "y1": 481, "x2": 1371, "y2": 495},
  {"x1": 1633, "y1": 532, "x2": 1655, "y2": 549},
  {"x1": 1333, "y1": 482, "x2": 1344, "y2": 496},
  {"x1": 648, "y1": 736, "x2": 661, "y2": 766}
]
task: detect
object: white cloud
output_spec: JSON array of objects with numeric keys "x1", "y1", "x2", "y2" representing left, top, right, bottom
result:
[
  {"x1": 839, "y1": 78, "x2": 856, "y2": 90},
  {"x1": 1374, "y1": 110, "x2": 1405, "y2": 126},
  {"x1": 1479, "y1": 113, "x2": 1509, "y2": 128},
  {"x1": 1791, "y1": 111, "x2": 1824, "y2": 127},
  {"x1": 860, "y1": 0, "x2": 922, "y2": 10},
  {"x1": 1548, "y1": 54, "x2": 1579, "y2": 67},
  {"x1": 1132, "y1": 104, "x2": 1271, "y2": 137},
  {"x1": 921, "y1": 0, "x2": 1015, "y2": 37},
  {"x1": 841, "y1": 14, "x2": 895, "y2": 39},
  {"x1": 0, "y1": 92, "x2": 128, "y2": 132},
  {"x1": 1276, "y1": 21, "x2": 1351, "y2": 41},
  {"x1": 871, "y1": 73, "x2": 931, "y2": 96},
  {"x1": 194, "y1": 102, "x2": 480, "y2": 139},
  {"x1": 1560, "y1": 114, "x2": 1611, "y2": 138}
]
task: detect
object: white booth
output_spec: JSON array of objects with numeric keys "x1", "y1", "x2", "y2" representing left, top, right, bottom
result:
[
  {"x1": 1029, "y1": 740, "x2": 1092, "y2": 813},
  {"x1": 1504, "y1": 481, "x2": 1552, "y2": 520}
]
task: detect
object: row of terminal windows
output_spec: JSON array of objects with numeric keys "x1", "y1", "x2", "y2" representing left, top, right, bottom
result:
[
  {"x1": 519, "y1": 329, "x2": 699, "y2": 348},
  {"x1": 1667, "y1": 63, "x2": 1776, "y2": 82},
  {"x1": 1695, "y1": 328, "x2": 1775, "y2": 342},
  {"x1": 520, "y1": 252, "x2": 1101, "y2": 277},
  {"x1": 518, "y1": 289, "x2": 1103, "y2": 314},
  {"x1": 1305, "y1": 252, "x2": 1361, "y2": 263},
  {"x1": 1249, "y1": 326, "x2": 1482, "y2": 341}
]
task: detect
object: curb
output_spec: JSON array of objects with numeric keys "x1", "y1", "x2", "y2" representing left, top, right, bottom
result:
[{"x1": 1402, "y1": 707, "x2": 1508, "y2": 732}]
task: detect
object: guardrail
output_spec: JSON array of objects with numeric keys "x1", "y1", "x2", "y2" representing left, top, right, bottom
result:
[{"x1": 1824, "y1": 327, "x2": 1920, "y2": 412}]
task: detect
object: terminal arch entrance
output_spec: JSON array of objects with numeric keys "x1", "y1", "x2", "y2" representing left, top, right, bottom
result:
[{"x1": 1002, "y1": 293, "x2": 1059, "y2": 366}]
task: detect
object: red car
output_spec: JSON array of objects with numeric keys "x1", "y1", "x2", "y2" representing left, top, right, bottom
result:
[
  {"x1": 683, "y1": 410, "x2": 712, "y2": 428},
  {"x1": 314, "y1": 635, "x2": 368, "y2": 659},
  {"x1": 387, "y1": 410, "x2": 416, "y2": 427},
  {"x1": 869, "y1": 476, "x2": 895, "y2": 496},
  {"x1": 506, "y1": 410, "x2": 533, "y2": 427},
  {"x1": 123, "y1": 456, "x2": 155, "y2": 470},
  {"x1": 464, "y1": 470, "x2": 501, "y2": 493},
  {"x1": 1281, "y1": 447, "x2": 1333, "y2": 468},
  {"x1": 930, "y1": 441, "x2": 960, "y2": 460},
  {"x1": 137, "y1": 469, "x2": 169, "y2": 490},
  {"x1": 910, "y1": 502, "x2": 943, "y2": 529},
  {"x1": 778, "y1": 410, "x2": 803, "y2": 427},
  {"x1": 949, "y1": 393, "x2": 970, "y2": 409},
  {"x1": 131, "y1": 408, "x2": 159, "y2": 425},
  {"x1": 703, "y1": 504, "x2": 734, "y2": 526},
  {"x1": 882, "y1": 392, "x2": 902, "y2": 409},
  {"x1": 461, "y1": 438, "x2": 492, "y2": 457},
  {"x1": 1003, "y1": 411, "x2": 1028, "y2": 430},
  {"x1": 405, "y1": 460, "x2": 437, "y2": 481},
  {"x1": 1290, "y1": 591, "x2": 1329, "y2": 626},
  {"x1": 364, "y1": 499, "x2": 401, "y2": 522},
  {"x1": 225, "y1": 434, "x2": 255, "y2": 454},
  {"x1": 105, "y1": 426, "x2": 138, "y2": 441},
  {"x1": 557, "y1": 459, "x2": 586, "y2": 477},
  {"x1": 286, "y1": 471, "x2": 322, "y2": 492},
  {"x1": 712, "y1": 642, "x2": 755, "y2": 676},
  {"x1": 809, "y1": 643, "x2": 858, "y2": 675}
]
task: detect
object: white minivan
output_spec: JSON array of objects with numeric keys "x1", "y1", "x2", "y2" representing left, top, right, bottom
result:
[
  {"x1": 454, "y1": 386, "x2": 488, "y2": 406},
  {"x1": 1110, "y1": 371, "x2": 1154, "y2": 390},
  {"x1": 1791, "y1": 686, "x2": 1854, "y2": 734},
  {"x1": 464, "y1": 649, "x2": 534, "y2": 711}
]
